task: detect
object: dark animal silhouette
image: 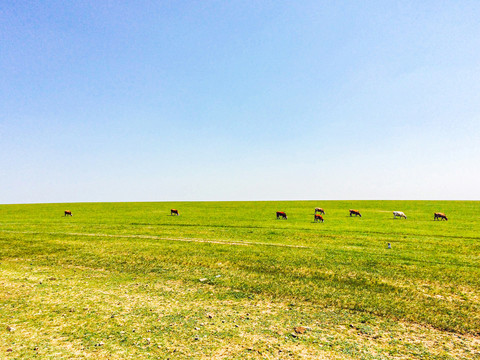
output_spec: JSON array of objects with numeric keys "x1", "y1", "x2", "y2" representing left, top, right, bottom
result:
[
  {"x1": 434, "y1": 212, "x2": 448, "y2": 221},
  {"x1": 349, "y1": 209, "x2": 361, "y2": 217}
]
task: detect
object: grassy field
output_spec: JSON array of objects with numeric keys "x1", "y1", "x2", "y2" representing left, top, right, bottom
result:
[{"x1": 0, "y1": 200, "x2": 479, "y2": 359}]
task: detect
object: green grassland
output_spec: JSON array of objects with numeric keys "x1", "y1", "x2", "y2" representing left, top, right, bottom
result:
[{"x1": 0, "y1": 200, "x2": 479, "y2": 359}]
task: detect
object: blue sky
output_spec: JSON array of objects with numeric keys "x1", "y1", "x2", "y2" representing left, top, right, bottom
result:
[{"x1": 1, "y1": 1, "x2": 479, "y2": 203}]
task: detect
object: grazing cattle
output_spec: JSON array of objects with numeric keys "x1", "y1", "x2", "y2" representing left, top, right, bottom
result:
[
  {"x1": 171, "y1": 209, "x2": 179, "y2": 216},
  {"x1": 434, "y1": 212, "x2": 448, "y2": 221},
  {"x1": 314, "y1": 207, "x2": 325, "y2": 215},
  {"x1": 64, "y1": 210, "x2": 72, "y2": 217},
  {"x1": 393, "y1": 211, "x2": 407, "y2": 219},
  {"x1": 276, "y1": 211, "x2": 287, "y2": 220},
  {"x1": 314, "y1": 214, "x2": 324, "y2": 222},
  {"x1": 349, "y1": 209, "x2": 361, "y2": 217}
]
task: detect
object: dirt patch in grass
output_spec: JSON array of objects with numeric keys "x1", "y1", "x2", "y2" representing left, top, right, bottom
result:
[{"x1": 2, "y1": 260, "x2": 480, "y2": 359}]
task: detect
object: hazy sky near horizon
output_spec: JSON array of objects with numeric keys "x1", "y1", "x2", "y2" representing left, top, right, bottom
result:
[{"x1": 1, "y1": 1, "x2": 479, "y2": 203}]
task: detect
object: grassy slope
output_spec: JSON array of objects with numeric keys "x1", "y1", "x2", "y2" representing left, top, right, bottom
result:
[{"x1": 0, "y1": 200, "x2": 479, "y2": 359}]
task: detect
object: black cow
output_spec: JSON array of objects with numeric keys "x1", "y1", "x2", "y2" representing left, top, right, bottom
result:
[{"x1": 349, "y1": 209, "x2": 361, "y2": 217}]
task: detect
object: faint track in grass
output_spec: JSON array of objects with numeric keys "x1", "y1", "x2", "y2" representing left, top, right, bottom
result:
[
  {"x1": 2, "y1": 223, "x2": 479, "y2": 241},
  {"x1": 0, "y1": 230, "x2": 310, "y2": 249}
]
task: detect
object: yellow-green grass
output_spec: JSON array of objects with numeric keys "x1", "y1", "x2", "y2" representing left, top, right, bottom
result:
[{"x1": 0, "y1": 201, "x2": 479, "y2": 359}]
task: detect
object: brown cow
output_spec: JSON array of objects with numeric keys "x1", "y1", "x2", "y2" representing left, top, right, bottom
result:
[
  {"x1": 171, "y1": 209, "x2": 179, "y2": 216},
  {"x1": 276, "y1": 211, "x2": 287, "y2": 219},
  {"x1": 314, "y1": 207, "x2": 325, "y2": 215},
  {"x1": 64, "y1": 210, "x2": 73, "y2": 216},
  {"x1": 349, "y1": 209, "x2": 361, "y2": 217},
  {"x1": 314, "y1": 214, "x2": 324, "y2": 222},
  {"x1": 434, "y1": 212, "x2": 448, "y2": 221}
]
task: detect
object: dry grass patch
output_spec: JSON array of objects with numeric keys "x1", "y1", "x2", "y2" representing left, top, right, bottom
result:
[{"x1": 1, "y1": 260, "x2": 480, "y2": 359}]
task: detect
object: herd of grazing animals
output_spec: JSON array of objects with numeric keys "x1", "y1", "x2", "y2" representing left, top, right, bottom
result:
[{"x1": 63, "y1": 208, "x2": 449, "y2": 222}]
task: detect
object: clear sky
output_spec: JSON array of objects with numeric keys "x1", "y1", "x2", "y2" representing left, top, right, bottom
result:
[{"x1": 1, "y1": 1, "x2": 479, "y2": 203}]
